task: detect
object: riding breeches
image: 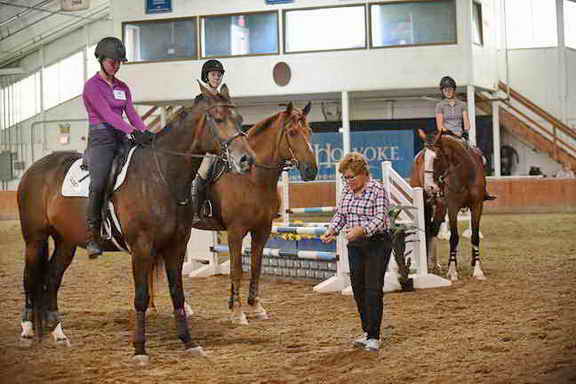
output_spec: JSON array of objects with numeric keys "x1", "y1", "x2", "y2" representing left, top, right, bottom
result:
[
  {"x1": 86, "y1": 124, "x2": 128, "y2": 226},
  {"x1": 197, "y1": 155, "x2": 217, "y2": 180}
]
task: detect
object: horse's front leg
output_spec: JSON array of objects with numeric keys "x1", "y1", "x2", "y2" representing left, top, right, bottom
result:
[
  {"x1": 131, "y1": 246, "x2": 155, "y2": 366},
  {"x1": 446, "y1": 209, "x2": 460, "y2": 281},
  {"x1": 44, "y1": 240, "x2": 77, "y2": 347},
  {"x1": 470, "y1": 204, "x2": 487, "y2": 280},
  {"x1": 247, "y1": 227, "x2": 272, "y2": 321},
  {"x1": 164, "y1": 246, "x2": 206, "y2": 356},
  {"x1": 228, "y1": 229, "x2": 248, "y2": 324}
]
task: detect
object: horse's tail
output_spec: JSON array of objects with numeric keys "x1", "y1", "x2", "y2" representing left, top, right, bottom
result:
[
  {"x1": 148, "y1": 259, "x2": 164, "y2": 312},
  {"x1": 32, "y1": 239, "x2": 50, "y2": 340}
]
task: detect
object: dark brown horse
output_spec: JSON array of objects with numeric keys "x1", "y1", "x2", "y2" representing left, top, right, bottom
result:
[
  {"x1": 17, "y1": 83, "x2": 255, "y2": 364},
  {"x1": 191, "y1": 102, "x2": 317, "y2": 324},
  {"x1": 410, "y1": 131, "x2": 487, "y2": 281}
]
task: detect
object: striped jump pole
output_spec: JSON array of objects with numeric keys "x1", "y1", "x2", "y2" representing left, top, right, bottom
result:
[
  {"x1": 271, "y1": 226, "x2": 327, "y2": 236},
  {"x1": 211, "y1": 244, "x2": 337, "y2": 261}
]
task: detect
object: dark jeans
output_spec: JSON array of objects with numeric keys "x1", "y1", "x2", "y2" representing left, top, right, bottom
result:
[
  {"x1": 347, "y1": 232, "x2": 392, "y2": 340},
  {"x1": 86, "y1": 124, "x2": 127, "y2": 228}
]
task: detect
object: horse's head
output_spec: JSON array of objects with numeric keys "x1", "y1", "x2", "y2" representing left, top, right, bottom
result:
[
  {"x1": 195, "y1": 82, "x2": 255, "y2": 174},
  {"x1": 278, "y1": 102, "x2": 317, "y2": 181}
]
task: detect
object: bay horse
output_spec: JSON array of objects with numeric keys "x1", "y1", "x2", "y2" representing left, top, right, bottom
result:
[
  {"x1": 191, "y1": 102, "x2": 317, "y2": 324},
  {"x1": 17, "y1": 83, "x2": 255, "y2": 364},
  {"x1": 410, "y1": 130, "x2": 487, "y2": 281}
]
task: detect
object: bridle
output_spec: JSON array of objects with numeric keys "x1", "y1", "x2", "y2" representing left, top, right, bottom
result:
[
  {"x1": 253, "y1": 115, "x2": 308, "y2": 172},
  {"x1": 148, "y1": 102, "x2": 247, "y2": 205}
]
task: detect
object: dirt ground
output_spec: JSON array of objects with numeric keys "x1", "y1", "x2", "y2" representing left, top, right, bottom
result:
[{"x1": 0, "y1": 213, "x2": 575, "y2": 384}]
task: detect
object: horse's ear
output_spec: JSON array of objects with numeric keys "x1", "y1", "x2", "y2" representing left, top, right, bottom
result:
[
  {"x1": 417, "y1": 129, "x2": 427, "y2": 142},
  {"x1": 197, "y1": 80, "x2": 212, "y2": 99},
  {"x1": 303, "y1": 101, "x2": 312, "y2": 116},
  {"x1": 220, "y1": 84, "x2": 230, "y2": 100},
  {"x1": 432, "y1": 130, "x2": 442, "y2": 145},
  {"x1": 286, "y1": 101, "x2": 293, "y2": 115}
]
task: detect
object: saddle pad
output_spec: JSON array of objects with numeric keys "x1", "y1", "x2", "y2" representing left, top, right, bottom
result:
[{"x1": 61, "y1": 147, "x2": 137, "y2": 197}]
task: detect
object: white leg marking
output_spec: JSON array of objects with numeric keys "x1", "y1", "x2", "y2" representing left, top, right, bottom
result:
[
  {"x1": 185, "y1": 346, "x2": 207, "y2": 357},
  {"x1": 184, "y1": 302, "x2": 194, "y2": 317},
  {"x1": 473, "y1": 263, "x2": 487, "y2": 280},
  {"x1": 447, "y1": 263, "x2": 459, "y2": 281},
  {"x1": 133, "y1": 354, "x2": 150, "y2": 366},
  {"x1": 52, "y1": 323, "x2": 71, "y2": 347}
]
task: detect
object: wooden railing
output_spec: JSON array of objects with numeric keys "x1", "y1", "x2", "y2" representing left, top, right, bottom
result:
[
  {"x1": 476, "y1": 88, "x2": 576, "y2": 171},
  {"x1": 498, "y1": 82, "x2": 576, "y2": 162},
  {"x1": 140, "y1": 104, "x2": 184, "y2": 133}
]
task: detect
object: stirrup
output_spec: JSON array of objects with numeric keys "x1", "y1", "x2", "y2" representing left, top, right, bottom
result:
[{"x1": 87, "y1": 241, "x2": 102, "y2": 259}]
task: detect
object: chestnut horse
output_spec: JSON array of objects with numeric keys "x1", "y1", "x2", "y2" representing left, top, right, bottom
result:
[
  {"x1": 192, "y1": 102, "x2": 317, "y2": 324},
  {"x1": 17, "y1": 84, "x2": 255, "y2": 364},
  {"x1": 410, "y1": 131, "x2": 487, "y2": 281}
]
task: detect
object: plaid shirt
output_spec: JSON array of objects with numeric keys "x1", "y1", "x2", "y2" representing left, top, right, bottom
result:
[{"x1": 328, "y1": 179, "x2": 390, "y2": 237}]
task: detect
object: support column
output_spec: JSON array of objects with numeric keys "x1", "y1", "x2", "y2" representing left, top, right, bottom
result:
[
  {"x1": 556, "y1": 0, "x2": 567, "y2": 124},
  {"x1": 492, "y1": 101, "x2": 501, "y2": 177},
  {"x1": 467, "y1": 85, "x2": 477, "y2": 146},
  {"x1": 341, "y1": 91, "x2": 350, "y2": 154}
]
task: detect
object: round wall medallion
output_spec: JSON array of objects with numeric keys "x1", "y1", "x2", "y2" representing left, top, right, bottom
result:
[{"x1": 273, "y1": 62, "x2": 291, "y2": 87}]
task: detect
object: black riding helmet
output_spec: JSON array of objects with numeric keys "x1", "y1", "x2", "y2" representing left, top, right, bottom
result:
[
  {"x1": 201, "y1": 59, "x2": 225, "y2": 83},
  {"x1": 439, "y1": 76, "x2": 457, "y2": 90},
  {"x1": 95, "y1": 37, "x2": 127, "y2": 62}
]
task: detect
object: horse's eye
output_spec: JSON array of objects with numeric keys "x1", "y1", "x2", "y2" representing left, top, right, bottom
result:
[{"x1": 214, "y1": 118, "x2": 224, "y2": 124}]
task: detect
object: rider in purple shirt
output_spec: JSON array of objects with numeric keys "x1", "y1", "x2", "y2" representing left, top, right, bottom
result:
[{"x1": 83, "y1": 37, "x2": 154, "y2": 259}]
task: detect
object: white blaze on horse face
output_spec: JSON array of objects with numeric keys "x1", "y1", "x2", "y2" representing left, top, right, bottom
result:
[{"x1": 424, "y1": 148, "x2": 439, "y2": 193}]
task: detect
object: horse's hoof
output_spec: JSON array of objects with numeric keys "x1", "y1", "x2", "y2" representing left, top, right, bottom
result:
[
  {"x1": 185, "y1": 346, "x2": 207, "y2": 357},
  {"x1": 231, "y1": 312, "x2": 248, "y2": 325},
  {"x1": 133, "y1": 354, "x2": 150, "y2": 366},
  {"x1": 19, "y1": 336, "x2": 33, "y2": 347},
  {"x1": 55, "y1": 337, "x2": 71, "y2": 347},
  {"x1": 254, "y1": 311, "x2": 269, "y2": 320},
  {"x1": 473, "y1": 274, "x2": 487, "y2": 281}
]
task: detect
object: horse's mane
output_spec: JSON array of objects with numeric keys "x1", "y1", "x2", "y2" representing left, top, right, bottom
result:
[{"x1": 247, "y1": 112, "x2": 281, "y2": 138}]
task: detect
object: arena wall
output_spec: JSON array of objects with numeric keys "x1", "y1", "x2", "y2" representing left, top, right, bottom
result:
[{"x1": 1, "y1": 179, "x2": 574, "y2": 220}]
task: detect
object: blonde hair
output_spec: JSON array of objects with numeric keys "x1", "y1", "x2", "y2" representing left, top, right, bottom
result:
[{"x1": 338, "y1": 152, "x2": 370, "y2": 176}]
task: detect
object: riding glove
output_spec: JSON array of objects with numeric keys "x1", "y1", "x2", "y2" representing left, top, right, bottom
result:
[{"x1": 132, "y1": 130, "x2": 155, "y2": 146}]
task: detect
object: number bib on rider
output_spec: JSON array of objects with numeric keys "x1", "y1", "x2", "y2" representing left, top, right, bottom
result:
[{"x1": 113, "y1": 89, "x2": 127, "y2": 100}]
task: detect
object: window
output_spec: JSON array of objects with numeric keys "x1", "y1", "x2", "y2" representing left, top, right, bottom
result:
[
  {"x1": 42, "y1": 51, "x2": 84, "y2": 110},
  {"x1": 473, "y1": 2, "x2": 484, "y2": 45},
  {"x1": 123, "y1": 18, "x2": 198, "y2": 62},
  {"x1": 87, "y1": 44, "x2": 100, "y2": 75},
  {"x1": 506, "y1": 0, "x2": 557, "y2": 48},
  {"x1": 202, "y1": 12, "x2": 278, "y2": 57},
  {"x1": 566, "y1": 0, "x2": 576, "y2": 49},
  {"x1": 284, "y1": 6, "x2": 366, "y2": 53},
  {"x1": 0, "y1": 72, "x2": 41, "y2": 127},
  {"x1": 370, "y1": 0, "x2": 456, "y2": 48}
]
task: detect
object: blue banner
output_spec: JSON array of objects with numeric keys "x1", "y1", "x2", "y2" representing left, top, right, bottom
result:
[
  {"x1": 290, "y1": 130, "x2": 414, "y2": 182},
  {"x1": 146, "y1": 0, "x2": 172, "y2": 14}
]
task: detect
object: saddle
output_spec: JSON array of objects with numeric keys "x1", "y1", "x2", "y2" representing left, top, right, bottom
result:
[{"x1": 79, "y1": 141, "x2": 135, "y2": 251}]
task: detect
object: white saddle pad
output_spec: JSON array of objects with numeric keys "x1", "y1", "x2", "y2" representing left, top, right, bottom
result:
[{"x1": 61, "y1": 147, "x2": 137, "y2": 197}]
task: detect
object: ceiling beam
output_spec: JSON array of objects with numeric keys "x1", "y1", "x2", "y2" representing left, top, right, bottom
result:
[{"x1": 0, "y1": 68, "x2": 25, "y2": 75}]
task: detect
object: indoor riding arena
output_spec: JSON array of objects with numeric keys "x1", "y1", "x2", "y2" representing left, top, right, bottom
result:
[{"x1": 1, "y1": 1, "x2": 575, "y2": 383}]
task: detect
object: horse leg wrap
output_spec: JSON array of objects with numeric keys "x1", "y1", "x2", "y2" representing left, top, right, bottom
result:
[
  {"x1": 471, "y1": 246, "x2": 480, "y2": 267},
  {"x1": 247, "y1": 282, "x2": 258, "y2": 306},
  {"x1": 448, "y1": 251, "x2": 458, "y2": 267},
  {"x1": 173, "y1": 308, "x2": 193, "y2": 348},
  {"x1": 133, "y1": 311, "x2": 146, "y2": 356},
  {"x1": 228, "y1": 285, "x2": 241, "y2": 310},
  {"x1": 21, "y1": 308, "x2": 33, "y2": 323},
  {"x1": 45, "y1": 311, "x2": 60, "y2": 331}
]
